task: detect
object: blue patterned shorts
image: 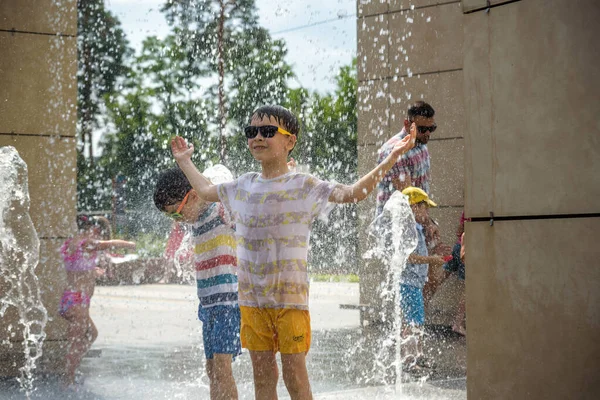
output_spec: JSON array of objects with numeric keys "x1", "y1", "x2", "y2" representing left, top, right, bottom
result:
[{"x1": 198, "y1": 304, "x2": 242, "y2": 360}]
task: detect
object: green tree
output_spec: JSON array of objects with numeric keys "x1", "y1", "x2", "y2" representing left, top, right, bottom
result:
[
  {"x1": 290, "y1": 60, "x2": 359, "y2": 273},
  {"x1": 284, "y1": 59, "x2": 358, "y2": 183},
  {"x1": 225, "y1": 29, "x2": 294, "y2": 172},
  {"x1": 161, "y1": 0, "x2": 292, "y2": 162},
  {"x1": 77, "y1": 0, "x2": 131, "y2": 161},
  {"x1": 77, "y1": 0, "x2": 132, "y2": 211},
  {"x1": 135, "y1": 35, "x2": 218, "y2": 156},
  {"x1": 96, "y1": 35, "x2": 216, "y2": 210}
]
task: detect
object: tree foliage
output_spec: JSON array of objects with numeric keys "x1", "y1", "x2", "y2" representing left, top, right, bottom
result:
[
  {"x1": 161, "y1": 0, "x2": 293, "y2": 162},
  {"x1": 76, "y1": 1, "x2": 359, "y2": 271},
  {"x1": 287, "y1": 60, "x2": 359, "y2": 273},
  {"x1": 77, "y1": 0, "x2": 131, "y2": 210},
  {"x1": 77, "y1": 0, "x2": 131, "y2": 159}
]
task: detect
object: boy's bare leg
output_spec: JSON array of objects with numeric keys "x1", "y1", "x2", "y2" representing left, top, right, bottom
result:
[
  {"x1": 281, "y1": 353, "x2": 312, "y2": 400},
  {"x1": 423, "y1": 270, "x2": 450, "y2": 309},
  {"x1": 401, "y1": 325, "x2": 419, "y2": 367},
  {"x1": 250, "y1": 350, "x2": 279, "y2": 400},
  {"x1": 452, "y1": 291, "x2": 467, "y2": 336},
  {"x1": 206, "y1": 354, "x2": 238, "y2": 400}
]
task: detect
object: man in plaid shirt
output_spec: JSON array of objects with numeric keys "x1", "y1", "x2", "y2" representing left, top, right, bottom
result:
[
  {"x1": 376, "y1": 101, "x2": 435, "y2": 216},
  {"x1": 376, "y1": 101, "x2": 451, "y2": 306}
]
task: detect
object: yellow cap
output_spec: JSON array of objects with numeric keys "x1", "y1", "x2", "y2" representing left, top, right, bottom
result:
[{"x1": 401, "y1": 186, "x2": 437, "y2": 207}]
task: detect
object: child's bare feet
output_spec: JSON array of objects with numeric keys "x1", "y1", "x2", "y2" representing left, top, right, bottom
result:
[{"x1": 402, "y1": 355, "x2": 431, "y2": 378}]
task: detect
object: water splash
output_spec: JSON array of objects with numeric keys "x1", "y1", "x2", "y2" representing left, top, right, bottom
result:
[
  {"x1": 363, "y1": 191, "x2": 418, "y2": 389},
  {"x1": 173, "y1": 229, "x2": 194, "y2": 283},
  {"x1": 0, "y1": 146, "x2": 48, "y2": 395},
  {"x1": 170, "y1": 163, "x2": 235, "y2": 282},
  {"x1": 203, "y1": 163, "x2": 234, "y2": 185}
]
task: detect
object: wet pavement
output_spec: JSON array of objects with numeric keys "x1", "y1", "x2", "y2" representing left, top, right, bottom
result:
[{"x1": 0, "y1": 283, "x2": 466, "y2": 399}]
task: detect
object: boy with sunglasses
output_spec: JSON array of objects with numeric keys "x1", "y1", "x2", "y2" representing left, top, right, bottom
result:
[
  {"x1": 170, "y1": 105, "x2": 416, "y2": 400},
  {"x1": 154, "y1": 165, "x2": 241, "y2": 400}
]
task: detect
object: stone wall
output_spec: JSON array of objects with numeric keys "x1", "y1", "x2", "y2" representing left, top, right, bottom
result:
[
  {"x1": 463, "y1": 0, "x2": 600, "y2": 398},
  {"x1": 357, "y1": 0, "x2": 600, "y2": 397},
  {"x1": 0, "y1": 0, "x2": 78, "y2": 376},
  {"x1": 356, "y1": 0, "x2": 465, "y2": 326}
]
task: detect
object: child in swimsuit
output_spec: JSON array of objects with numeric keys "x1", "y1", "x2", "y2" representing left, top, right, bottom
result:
[{"x1": 60, "y1": 215, "x2": 135, "y2": 387}]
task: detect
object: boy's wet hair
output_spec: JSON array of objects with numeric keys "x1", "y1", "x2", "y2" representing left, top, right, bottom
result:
[
  {"x1": 76, "y1": 215, "x2": 111, "y2": 239},
  {"x1": 407, "y1": 101, "x2": 435, "y2": 121},
  {"x1": 76, "y1": 215, "x2": 96, "y2": 232},
  {"x1": 154, "y1": 167, "x2": 193, "y2": 212},
  {"x1": 94, "y1": 216, "x2": 112, "y2": 240},
  {"x1": 250, "y1": 105, "x2": 300, "y2": 136}
]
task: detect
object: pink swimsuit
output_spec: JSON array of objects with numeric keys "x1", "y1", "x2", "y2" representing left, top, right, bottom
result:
[
  {"x1": 59, "y1": 291, "x2": 91, "y2": 315},
  {"x1": 59, "y1": 238, "x2": 96, "y2": 315},
  {"x1": 61, "y1": 238, "x2": 97, "y2": 272}
]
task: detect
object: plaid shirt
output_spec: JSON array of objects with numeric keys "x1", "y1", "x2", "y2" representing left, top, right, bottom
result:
[{"x1": 376, "y1": 128, "x2": 430, "y2": 215}]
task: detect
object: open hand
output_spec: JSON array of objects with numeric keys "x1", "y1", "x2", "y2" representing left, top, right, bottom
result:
[
  {"x1": 391, "y1": 122, "x2": 417, "y2": 156},
  {"x1": 171, "y1": 136, "x2": 194, "y2": 162},
  {"x1": 287, "y1": 157, "x2": 297, "y2": 172},
  {"x1": 430, "y1": 256, "x2": 446, "y2": 268}
]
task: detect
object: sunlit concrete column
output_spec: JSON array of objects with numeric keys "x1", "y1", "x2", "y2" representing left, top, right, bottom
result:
[
  {"x1": 0, "y1": 0, "x2": 77, "y2": 376},
  {"x1": 357, "y1": 0, "x2": 466, "y2": 333},
  {"x1": 463, "y1": 0, "x2": 600, "y2": 398},
  {"x1": 356, "y1": 0, "x2": 466, "y2": 383},
  {"x1": 387, "y1": 0, "x2": 465, "y2": 325}
]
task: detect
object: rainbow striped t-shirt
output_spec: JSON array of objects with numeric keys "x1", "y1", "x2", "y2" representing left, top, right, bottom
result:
[
  {"x1": 217, "y1": 172, "x2": 335, "y2": 310},
  {"x1": 192, "y1": 202, "x2": 238, "y2": 308}
]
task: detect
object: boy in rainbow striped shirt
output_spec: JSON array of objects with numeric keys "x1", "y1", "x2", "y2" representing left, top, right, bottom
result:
[{"x1": 154, "y1": 166, "x2": 240, "y2": 400}]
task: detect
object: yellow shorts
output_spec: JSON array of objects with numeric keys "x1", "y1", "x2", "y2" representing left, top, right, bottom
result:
[{"x1": 240, "y1": 306, "x2": 311, "y2": 354}]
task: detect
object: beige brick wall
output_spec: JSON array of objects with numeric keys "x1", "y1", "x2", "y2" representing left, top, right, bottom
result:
[
  {"x1": 356, "y1": 0, "x2": 465, "y2": 323},
  {"x1": 464, "y1": 0, "x2": 600, "y2": 398},
  {"x1": 0, "y1": 0, "x2": 77, "y2": 376}
]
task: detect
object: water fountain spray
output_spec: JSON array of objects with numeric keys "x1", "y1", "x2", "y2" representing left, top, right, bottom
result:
[
  {"x1": 0, "y1": 146, "x2": 49, "y2": 395},
  {"x1": 364, "y1": 190, "x2": 418, "y2": 390}
]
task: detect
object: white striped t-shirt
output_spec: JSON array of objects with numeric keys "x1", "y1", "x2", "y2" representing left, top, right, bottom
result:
[{"x1": 217, "y1": 172, "x2": 334, "y2": 310}]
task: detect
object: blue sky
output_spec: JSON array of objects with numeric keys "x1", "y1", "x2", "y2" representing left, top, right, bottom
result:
[{"x1": 105, "y1": 0, "x2": 357, "y2": 93}]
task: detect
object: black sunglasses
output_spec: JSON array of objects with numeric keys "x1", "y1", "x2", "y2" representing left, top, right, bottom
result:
[
  {"x1": 417, "y1": 125, "x2": 437, "y2": 134},
  {"x1": 244, "y1": 125, "x2": 292, "y2": 139}
]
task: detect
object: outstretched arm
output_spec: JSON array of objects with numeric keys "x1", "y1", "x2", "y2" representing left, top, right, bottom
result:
[
  {"x1": 329, "y1": 124, "x2": 417, "y2": 204},
  {"x1": 171, "y1": 136, "x2": 220, "y2": 202},
  {"x1": 94, "y1": 239, "x2": 136, "y2": 251},
  {"x1": 408, "y1": 254, "x2": 445, "y2": 267}
]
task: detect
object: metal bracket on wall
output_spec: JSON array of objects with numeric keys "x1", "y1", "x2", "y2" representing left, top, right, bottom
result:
[
  {"x1": 486, "y1": 0, "x2": 491, "y2": 13},
  {"x1": 469, "y1": 213, "x2": 600, "y2": 224}
]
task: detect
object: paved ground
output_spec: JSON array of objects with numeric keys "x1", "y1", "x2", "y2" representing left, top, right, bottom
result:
[{"x1": 0, "y1": 283, "x2": 466, "y2": 399}]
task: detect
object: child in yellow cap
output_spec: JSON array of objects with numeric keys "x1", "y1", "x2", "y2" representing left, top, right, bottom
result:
[{"x1": 399, "y1": 187, "x2": 446, "y2": 376}]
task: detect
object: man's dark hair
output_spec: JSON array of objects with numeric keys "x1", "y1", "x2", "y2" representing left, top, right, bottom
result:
[
  {"x1": 407, "y1": 101, "x2": 435, "y2": 121},
  {"x1": 154, "y1": 167, "x2": 193, "y2": 212},
  {"x1": 250, "y1": 105, "x2": 300, "y2": 136}
]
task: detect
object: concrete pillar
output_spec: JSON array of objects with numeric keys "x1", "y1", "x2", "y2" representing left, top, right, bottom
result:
[
  {"x1": 356, "y1": 1, "x2": 466, "y2": 317},
  {"x1": 0, "y1": 0, "x2": 77, "y2": 376},
  {"x1": 356, "y1": 0, "x2": 466, "y2": 381},
  {"x1": 463, "y1": 0, "x2": 600, "y2": 398}
]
